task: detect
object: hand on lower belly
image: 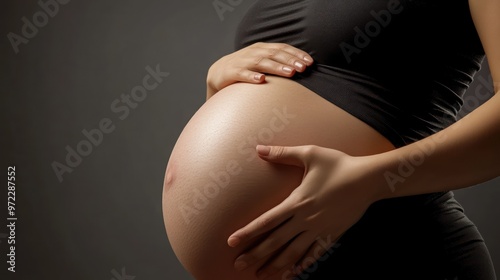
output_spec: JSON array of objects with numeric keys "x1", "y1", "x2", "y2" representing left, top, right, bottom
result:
[{"x1": 226, "y1": 144, "x2": 378, "y2": 279}]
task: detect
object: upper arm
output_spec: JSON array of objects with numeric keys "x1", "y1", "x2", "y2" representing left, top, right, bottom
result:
[{"x1": 469, "y1": 0, "x2": 500, "y2": 93}]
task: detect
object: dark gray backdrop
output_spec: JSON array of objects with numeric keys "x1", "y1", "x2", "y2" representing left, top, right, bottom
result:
[{"x1": 1, "y1": 1, "x2": 499, "y2": 279}]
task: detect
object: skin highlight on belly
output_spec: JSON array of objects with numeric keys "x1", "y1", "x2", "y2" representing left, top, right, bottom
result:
[{"x1": 162, "y1": 76, "x2": 395, "y2": 280}]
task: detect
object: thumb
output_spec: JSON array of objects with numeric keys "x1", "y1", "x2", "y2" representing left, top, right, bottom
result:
[{"x1": 256, "y1": 145, "x2": 308, "y2": 167}]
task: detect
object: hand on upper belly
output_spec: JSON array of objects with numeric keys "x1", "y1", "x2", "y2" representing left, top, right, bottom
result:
[
  {"x1": 206, "y1": 42, "x2": 314, "y2": 99},
  {"x1": 227, "y1": 144, "x2": 377, "y2": 279}
]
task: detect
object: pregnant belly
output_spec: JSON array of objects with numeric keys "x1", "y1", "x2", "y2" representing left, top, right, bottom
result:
[{"x1": 162, "y1": 76, "x2": 395, "y2": 280}]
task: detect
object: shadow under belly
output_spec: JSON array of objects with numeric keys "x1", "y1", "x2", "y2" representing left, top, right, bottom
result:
[{"x1": 162, "y1": 77, "x2": 395, "y2": 280}]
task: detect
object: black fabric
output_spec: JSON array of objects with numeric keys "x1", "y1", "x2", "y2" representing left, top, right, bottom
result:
[
  {"x1": 234, "y1": 1, "x2": 496, "y2": 278},
  {"x1": 295, "y1": 192, "x2": 497, "y2": 279},
  {"x1": 234, "y1": 0, "x2": 485, "y2": 148}
]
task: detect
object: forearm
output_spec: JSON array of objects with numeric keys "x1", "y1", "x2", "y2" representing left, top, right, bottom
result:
[{"x1": 367, "y1": 92, "x2": 500, "y2": 201}]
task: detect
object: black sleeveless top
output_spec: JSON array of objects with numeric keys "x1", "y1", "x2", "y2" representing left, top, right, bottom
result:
[{"x1": 234, "y1": 0, "x2": 485, "y2": 147}]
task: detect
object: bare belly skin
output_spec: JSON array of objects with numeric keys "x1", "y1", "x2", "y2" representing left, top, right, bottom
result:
[{"x1": 162, "y1": 76, "x2": 395, "y2": 280}]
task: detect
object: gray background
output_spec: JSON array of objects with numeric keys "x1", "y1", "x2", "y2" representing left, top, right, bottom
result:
[{"x1": 1, "y1": 1, "x2": 499, "y2": 279}]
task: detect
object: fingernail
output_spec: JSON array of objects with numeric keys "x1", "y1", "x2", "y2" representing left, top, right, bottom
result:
[
  {"x1": 254, "y1": 73, "x2": 263, "y2": 81},
  {"x1": 303, "y1": 56, "x2": 312, "y2": 63},
  {"x1": 234, "y1": 259, "x2": 248, "y2": 271},
  {"x1": 294, "y1": 61, "x2": 304, "y2": 69},
  {"x1": 256, "y1": 145, "x2": 271, "y2": 156},
  {"x1": 282, "y1": 66, "x2": 293, "y2": 73},
  {"x1": 228, "y1": 236, "x2": 240, "y2": 247}
]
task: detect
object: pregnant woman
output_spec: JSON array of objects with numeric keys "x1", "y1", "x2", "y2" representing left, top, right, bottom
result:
[{"x1": 163, "y1": 0, "x2": 500, "y2": 279}]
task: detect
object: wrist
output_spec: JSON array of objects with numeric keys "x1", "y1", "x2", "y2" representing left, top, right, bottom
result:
[{"x1": 357, "y1": 153, "x2": 393, "y2": 203}]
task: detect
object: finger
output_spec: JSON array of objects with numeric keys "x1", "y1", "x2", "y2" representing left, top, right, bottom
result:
[
  {"x1": 233, "y1": 220, "x2": 303, "y2": 271},
  {"x1": 250, "y1": 57, "x2": 297, "y2": 77},
  {"x1": 256, "y1": 145, "x2": 314, "y2": 168},
  {"x1": 260, "y1": 48, "x2": 308, "y2": 72},
  {"x1": 256, "y1": 231, "x2": 315, "y2": 279},
  {"x1": 250, "y1": 45, "x2": 312, "y2": 73},
  {"x1": 228, "y1": 196, "x2": 296, "y2": 248},
  {"x1": 234, "y1": 69, "x2": 266, "y2": 83},
  {"x1": 264, "y1": 43, "x2": 314, "y2": 66},
  {"x1": 293, "y1": 235, "x2": 341, "y2": 276}
]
